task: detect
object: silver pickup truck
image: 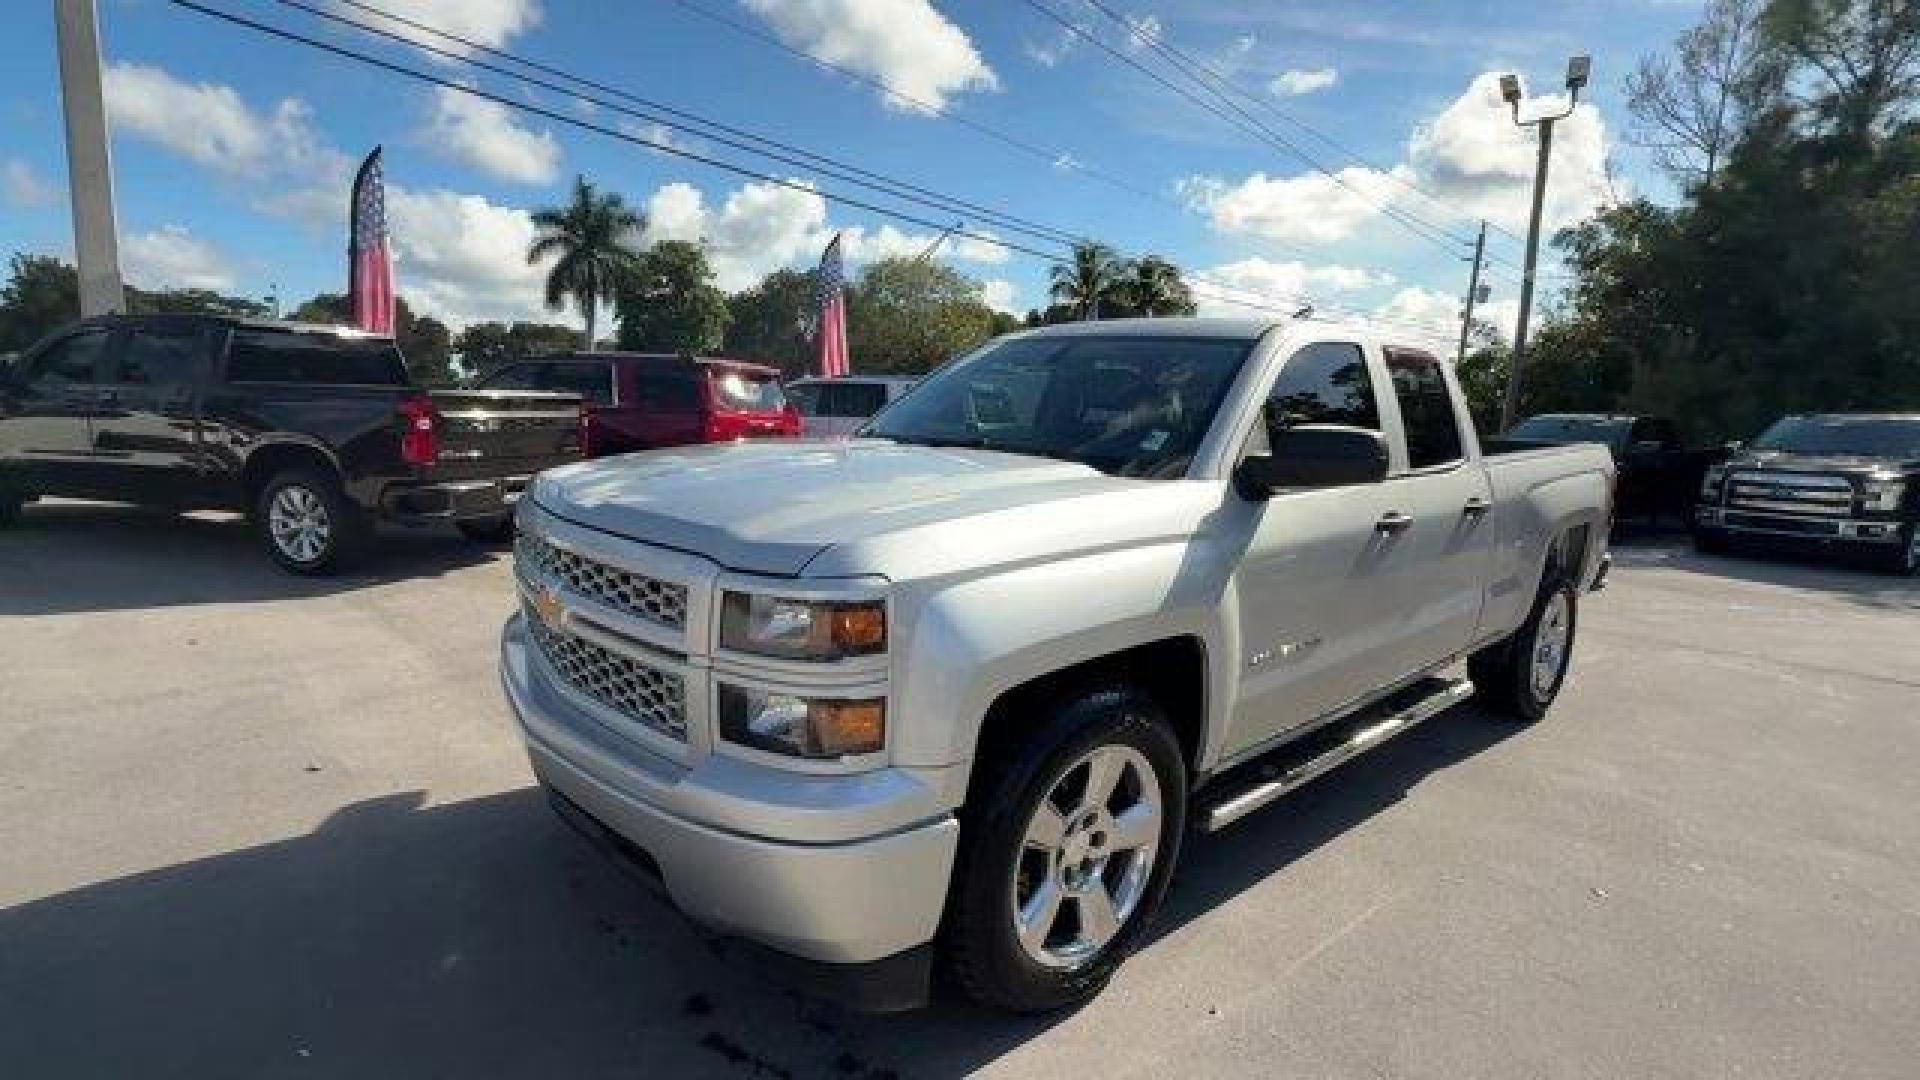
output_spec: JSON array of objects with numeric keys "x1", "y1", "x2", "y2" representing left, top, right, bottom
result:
[{"x1": 499, "y1": 318, "x2": 1614, "y2": 1012}]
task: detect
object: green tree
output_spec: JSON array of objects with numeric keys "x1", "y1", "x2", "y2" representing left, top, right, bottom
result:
[
  {"x1": 616, "y1": 240, "x2": 729, "y2": 353},
  {"x1": 1048, "y1": 240, "x2": 1121, "y2": 320},
  {"x1": 845, "y1": 258, "x2": 998, "y2": 374},
  {"x1": 453, "y1": 320, "x2": 581, "y2": 377},
  {"x1": 1108, "y1": 254, "x2": 1197, "y2": 318},
  {"x1": 527, "y1": 175, "x2": 646, "y2": 351},
  {"x1": 724, "y1": 268, "x2": 817, "y2": 376},
  {"x1": 0, "y1": 254, "x2": 80, "y2": 352}
]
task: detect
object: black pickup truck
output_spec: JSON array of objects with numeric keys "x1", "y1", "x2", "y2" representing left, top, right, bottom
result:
[
  {"x1": 1493, "y1": 413, "x2": 1710, "y2": 524},
  {"x1": 0, "y1": 313, "x2": 582, "y2": 573},
  {"x1": 1695, "y1": 413, "x2": 1920, "y2": 574}
]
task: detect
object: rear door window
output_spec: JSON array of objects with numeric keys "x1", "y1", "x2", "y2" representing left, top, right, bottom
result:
[
  {"x1": 1385, "y1": 348, "x2": 1464, "y2": 470},
  {"x1": 820, "y1": 381, "x2": 888, "y2": 418},
  {"x1": 29, "y1": 329, "x2": 111, "y2": 385},
  {"x1": 109, "y1": 326, "x2": 203, "y2": 387},
  {"x1": 227, "y1": 331, "x2": 410, "y2": 385}
]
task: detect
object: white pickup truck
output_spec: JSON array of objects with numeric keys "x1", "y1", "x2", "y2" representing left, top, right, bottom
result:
[{"x1": 499, "y1": 318, "x2": 1614, "y2": 1012}]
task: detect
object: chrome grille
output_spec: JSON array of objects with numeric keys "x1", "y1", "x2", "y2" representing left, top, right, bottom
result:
[
  {"x1": 516, "y1": 529, "x2": 687, "y2": 630},
  {"x1": 526, "y1": 605, "x2": 687, "y2": 741},
  {"x1": 1727, "y1": 472, "x2": 1854, "y2": 517}
]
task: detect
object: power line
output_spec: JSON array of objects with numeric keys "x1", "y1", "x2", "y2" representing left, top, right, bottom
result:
[{"x1": 286, "y1": 0, "x2": 1085, "y2": 252}]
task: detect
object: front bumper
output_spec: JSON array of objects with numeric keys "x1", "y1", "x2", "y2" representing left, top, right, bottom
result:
[
  {"x1": 500, "y1": 615, "x2": 959, "y2": 998},
  {"x1": 1697, "y1": 505, "x2": 1905, "y2": 544}
]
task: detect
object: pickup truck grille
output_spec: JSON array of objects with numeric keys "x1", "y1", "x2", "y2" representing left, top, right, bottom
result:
[
  {"x1": 1725, "y1": 472, "x2": 1854, "y2": 517},
  {"x1": 525, "y1": 604, "x2": 688, "y2": 741},
  {"x1": 516, "y1": 530, "x2": 688, "y2": 631}
]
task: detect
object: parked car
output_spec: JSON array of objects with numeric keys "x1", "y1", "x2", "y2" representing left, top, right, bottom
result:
[
  {"x1": 1695, "y1": 413, "x2": 1920, "y2": 574},
  {"x1": 0, "y1": 314, "x2": 583, "y2": 573},
  {"x1": 474, "y1": 352, "x2": 800, "y2": 457},
  {"x1": 499, "y1": 318, "x2": 1614, "y2": 1012},
  {"x1": 1494, "y1": 413, "x2": 1708, "y2": 523},
  {"x1": 785, "y1": 375, "x2": 915, "y2": 439}
]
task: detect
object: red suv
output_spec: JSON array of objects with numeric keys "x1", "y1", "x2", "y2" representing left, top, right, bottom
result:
[{"x1": 476, "y1": 352, "x2": 801, "y2": 457}]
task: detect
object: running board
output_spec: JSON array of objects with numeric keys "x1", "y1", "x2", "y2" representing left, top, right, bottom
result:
[{"x1": 1200, "y1": 676, "x2": 1475, "y2": 832}]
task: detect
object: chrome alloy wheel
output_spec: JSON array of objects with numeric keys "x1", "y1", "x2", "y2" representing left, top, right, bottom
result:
[
  {"x1": 268, "y1": 484, "x2": 332, "y2": 565},
  {"x1": 1530, "y1": 589, "x2": 1572, "y2": 700},
  {"x1": 1011, "y1": 744, "x2": 1161, "y2": 970}
]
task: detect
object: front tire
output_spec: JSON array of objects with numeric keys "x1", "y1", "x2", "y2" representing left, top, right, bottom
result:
[
  {"x1": 1692, "y1": 525, "x2": 1730, "y2": 555},
  {"x1": 256, "y1": 469, "x2": 365, "y2": 575},
  {"x1": 945, "y1": 686, "x2": 1187, "y2": 1013},
  {"x1": 1858, "y1": 524, "x2": 1920, "y2": 576},
  {"x1": 1470, "y1": 575, "x2": 1579, "y2": 723}
]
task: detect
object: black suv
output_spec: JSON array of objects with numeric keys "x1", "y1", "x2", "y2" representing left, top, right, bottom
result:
[
  {"x1": 0, "y1": 314, "x2": 582, "y2": 573},
  {"x1": 1695, "y1": 413, "x2": 1920, "y2": 574}
]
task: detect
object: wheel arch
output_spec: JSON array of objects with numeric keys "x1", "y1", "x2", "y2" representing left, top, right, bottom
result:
[{"x1": 239, "y1": 438, "x2": 344, "y2": 511}]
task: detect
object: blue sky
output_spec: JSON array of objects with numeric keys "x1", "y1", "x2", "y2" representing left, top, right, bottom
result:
[{"x1": 0, "y1": 0, "x2": 1702, "y2": 345}]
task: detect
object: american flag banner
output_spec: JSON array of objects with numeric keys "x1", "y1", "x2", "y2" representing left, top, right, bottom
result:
[
  {"x1": 348, "y1": 146, "x2": 394, "y2": 336},
  {"x1": 813, "y1": 232, "x2": 849, "y2": 378}
]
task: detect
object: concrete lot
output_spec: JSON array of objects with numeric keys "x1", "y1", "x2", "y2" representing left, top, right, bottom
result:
[{"x1": 3, "y1": 503, "x2": 1918, "y2": 1079}]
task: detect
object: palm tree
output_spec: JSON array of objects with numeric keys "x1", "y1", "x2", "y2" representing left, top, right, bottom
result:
[
  {"x1": 527, "y1": 175, "x2": 645, "y2": 350},
  {"x1": 1049, "y1": 240, "x2": 1121, "y2": 320},
  {"x1": 1116, "y1": 255, "x2": 1195, "y2": 318}
]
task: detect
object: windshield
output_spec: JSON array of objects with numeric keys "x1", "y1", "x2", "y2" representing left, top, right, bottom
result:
[
  {"x1": 1506, "y1": 415, "x2": 1628, "y2": 448},
  {"x1": 710, "y1": 369, "x2": 786, "y2": 411},
  {"x1": 1750, "y1": 416, "x2": 1920, "y2": 459},
  {"x1": 864, "y1": 334, "x2": 1254, "y2": 479}
]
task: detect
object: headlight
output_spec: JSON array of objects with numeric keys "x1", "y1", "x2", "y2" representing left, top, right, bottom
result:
[
  {"x1": 1863, "y1": 478, "x2": 1906, "y2": 512},
  {"x1": 717, "y1": 684, "x2": 885, "y2": 758},
  {"x1": 1700, "y1": 467, "x2": 1726, "y2": 500},
  {"x1": 719, "y1": 592, "x2": 886, "y2": 661}
]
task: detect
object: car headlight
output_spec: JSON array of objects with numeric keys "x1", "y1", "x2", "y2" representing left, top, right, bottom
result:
[
  {"x1": 1700, "y1": 466, "x2": 1727, "y2": 500},
  {"x1": 717, "y1": 684, "x2": 885, "y2": 758},
  {"x1": 719, "y1": 592, "x2": 886, "y2": 661},
  {"x1": 1863, "y1": 478, "x2": 1906, "y2": 512}
]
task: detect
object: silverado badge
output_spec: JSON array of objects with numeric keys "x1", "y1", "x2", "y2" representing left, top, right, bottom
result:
[{"x1": 530, "y1": 584, "x2": 564, "y2": 630}]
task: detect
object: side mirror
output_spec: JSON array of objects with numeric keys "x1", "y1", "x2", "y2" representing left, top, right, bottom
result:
[{"x1": 1236, "y1": 424, "x2": 1389, "y2": 499}]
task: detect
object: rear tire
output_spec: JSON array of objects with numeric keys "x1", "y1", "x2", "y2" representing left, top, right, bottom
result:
[
  {"x1": 256, "y1": 469, "x2": 366, "y2": 576},
  {"x1": 1470, "y1": 575, "x2": 1578, "y2": 724},
  {"x1": 456, "y1": 514, "x2": 516, "y2": 544},
  {"x1": 944, "y1": 685, "x2": 1187, "y2": 1013}
]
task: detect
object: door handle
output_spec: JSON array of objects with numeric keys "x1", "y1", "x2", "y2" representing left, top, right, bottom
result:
[
  {"x1": 1462, "y1": 497, "x2": 1492, "y2": 516},
  {"x1": 1375, "y1": 511, "x2": 1414, "y2": 534}
]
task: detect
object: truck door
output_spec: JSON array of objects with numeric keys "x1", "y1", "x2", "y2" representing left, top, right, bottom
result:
[
  {"x1": 0, "y1": 325, "x2": 113, "y2": 496},
  {"x1": 90, "y1": 321, "x2": 213, "y2": 506},
  {"x1": 1227, "y1": 341, "x2": 1413, "y2": 756},
  {"x1": 1370, "y1": 348, "x2": 1496, "y2": 680}
]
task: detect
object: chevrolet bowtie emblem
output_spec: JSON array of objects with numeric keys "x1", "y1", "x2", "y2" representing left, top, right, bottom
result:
[{"x1": 530, "y1": 585, "x2": 564, "y2": 630}]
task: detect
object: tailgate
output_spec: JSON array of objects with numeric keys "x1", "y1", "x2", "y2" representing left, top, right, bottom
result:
[{"x1": 429, "y1": 389, "x2": 583, "y2": 480}]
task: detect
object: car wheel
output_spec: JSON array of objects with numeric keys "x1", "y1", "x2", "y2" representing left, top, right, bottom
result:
[
  {"x1": 945, "y1": 685, "x2": 1187, "y2": 1013},
  {"x1": 1863, "y1": 525, "x2": 1920, "y2": 576},
  {"x1": 1470, "y1": 574, "x2": 1579, "y2": 724},
  {"x1": 456, "y1": 514, "x2": 516, "y2": 544},
  {"x1": 257, "y1": 469, "x2": 364, "y2": 576}
]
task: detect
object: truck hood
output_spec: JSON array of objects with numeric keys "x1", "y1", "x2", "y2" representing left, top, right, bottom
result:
[{"x1": 533, "y1": 439, "x2": 1152, "y2": 576}]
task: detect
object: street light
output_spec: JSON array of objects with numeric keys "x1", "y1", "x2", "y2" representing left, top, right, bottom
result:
[{"x1": 1497, "y1": 55, "x2": 1592, "y2": 430}]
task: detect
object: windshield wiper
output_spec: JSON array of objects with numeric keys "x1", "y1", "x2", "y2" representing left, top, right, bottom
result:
[{"x1": 882, "y1": 434, "x2": 992, "y2": 450}]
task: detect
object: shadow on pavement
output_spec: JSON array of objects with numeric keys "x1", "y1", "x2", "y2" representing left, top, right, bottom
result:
[
  {"x1": 0, "y1": 707, "x2": 1519, "y2": 1079},
  {"x1": 1605, "y1": 527, "x2": 1920, "y2": 611},
  {"x1": 0, "y1": 501, "x2": 497, "y2": 617}
]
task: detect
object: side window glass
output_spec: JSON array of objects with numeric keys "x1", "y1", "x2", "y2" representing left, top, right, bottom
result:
[
  {"x1": 634, "y1": 368, "x2": 702, "y2": 410},
  {"x1": 536, "y1": 362, "x2": 614, "y2": 405},
  {"x1": 786, "y1": 383, "x2": 821, "y2": 414},
  {"x1": 110, "y1": 328, "x2": 202, "y2": 386},
  {"x1": 1385, "y1": 348, "x2": 1464, "y2": 470},
  {"x1": 1266, "y1": 342, "x2": 1379, "y2": 435},
  {"x1": 30, "y1": 330, "x2": 110, "y2": 385}
]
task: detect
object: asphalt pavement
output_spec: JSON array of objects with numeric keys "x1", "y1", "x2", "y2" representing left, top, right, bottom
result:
[{"x1": 2, "y1": 504, "x2": 1917, "y2": 1079}]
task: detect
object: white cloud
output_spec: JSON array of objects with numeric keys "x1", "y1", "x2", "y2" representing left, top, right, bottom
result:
[
  {"x1": 1025, "y1": 22, "x2": 1081, "y2": 68},
  {"x1": 105, "y1": 63, "x2": 343, "y2": 180},
  {"x1": 742, "y1": 0, "x2": 998, "y2": 113},
  {"x1": 1270, "y1": 67, "x2": 1337, "y2": 96},
  {"x1": 979, "y1": 278, "x2": 1021, "y2": 314},
  {"x1": 333, "y1": 0, "x2": 542, "y2": 57},
  {"x1": 1180, "y1": 71, "x2": 1618, "y2": 246},
  {"x1": 3, "y1": 158, "x2": 58, "y2": 208},
  {"x1": 643, "y1": 178, "x2": 1009, "y2": 292},
  {"x1": 122, "y1": 226, "x2": 236, "y2": 291},
  {"x1": 1123, "y1": 14, "x2": 1163, "y2": 54},
  {"x1": 1193, "y1": 257, "x2": 1391, "y2": 316},
  {"x1": 385, "y1": 185, "x2": 566, "y2": 329},
  {"x1": 423, "y1": 85, "x2": 561, "y2": 185}
]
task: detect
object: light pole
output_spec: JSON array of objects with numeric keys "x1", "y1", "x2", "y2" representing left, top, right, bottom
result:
[
  {"x1": 1456, "y1": 220, "x2": 1488, "y2": 367},
  {"x1": 1497, "y1": 55, "x2": 1590, "y2": 430},
  {"x1": 54, "y1": 0, "x2": 125, "y2": 316}
]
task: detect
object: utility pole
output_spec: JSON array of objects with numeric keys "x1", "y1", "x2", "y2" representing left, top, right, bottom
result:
[
  {"x1": 54, "y1": 0, "x2": 125, "y2": 316},
  {"x1": 1456, "y1": 220, "x2": 1487, "y2": 367},
  {"x1": 1497, "y1": 56, "x2": 1590, "y2": 430}
]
